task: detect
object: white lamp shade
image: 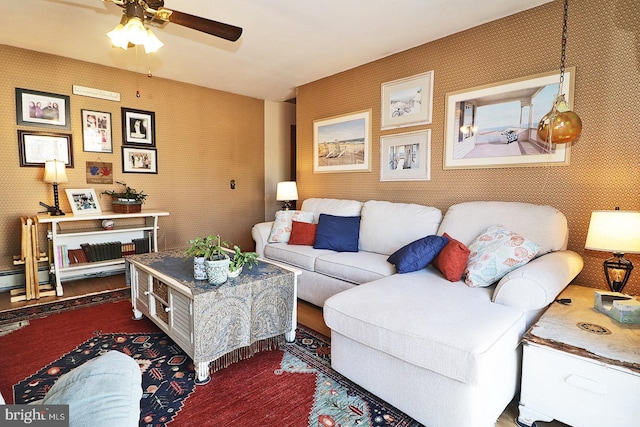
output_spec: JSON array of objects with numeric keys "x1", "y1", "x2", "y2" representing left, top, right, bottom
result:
[
  {"x1": 43, "y1": 160, "x2": 68, "y2": 184},
  {"x1": 585, "y1": 210, "x2": 640, "y2": 254},
  {"x1": 276, "y1": 181, "x2": 298, "y2": 201}
]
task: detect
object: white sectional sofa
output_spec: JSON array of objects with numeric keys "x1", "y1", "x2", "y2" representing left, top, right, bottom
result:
[{"x1": 252, "y1": 198, "x2": 583, "y2": 427}]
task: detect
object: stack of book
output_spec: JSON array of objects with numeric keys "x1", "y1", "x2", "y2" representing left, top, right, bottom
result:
[{"x1": 56, "y1": 239, "x2": 151, "y2": 266}]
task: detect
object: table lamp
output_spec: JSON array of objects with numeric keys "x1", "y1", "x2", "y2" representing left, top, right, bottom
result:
[
  {"x1": 585, "y1": 209, "x2": 640, "y2": 293},
  {"x1": 276, "y1": 181, "x2": 298, "y2": 210},
  {"x1": 43, "y1": 159, "x2": 68, "y2": 216}
]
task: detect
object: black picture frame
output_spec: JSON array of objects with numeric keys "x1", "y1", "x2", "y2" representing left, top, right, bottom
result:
[
  {"x1": 18, "y1": 130, "x2": 74, "y2": 167},
  {"x1": 121, "y1": 107, "x2": 156, "y2": 147},
  {"x1": 122, "y1": 146, "x2": 158, "y2": 174},
  {"x1": 15, "y1": 88, "x2": 71, "y2": 130}
]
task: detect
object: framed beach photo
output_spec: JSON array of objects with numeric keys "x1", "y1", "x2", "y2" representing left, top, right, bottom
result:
[
  {"x1": 121, "y1": 107, "x2": 155, "y2": 146},
  {"x1": 313, "y1": 110, "x2": 372, "y2": 173},
  {"x1": 122, "y1": 146, "x2": 158, "y2": 174},
  {"x1": 443, "y1": 68, "x2": 575, "y2": 170},
  {"x1": 81, "y1": 109, "x2": 113, "y2": 153},
  {"x1": 381, "y1": 71, "x2": 434, "y2": 130},
  {"x1": 17, "y1": 130, "x2": 73, "y2": 167},
  {"x1": 380, "y1": 130, "x2": 431, "y2": 181},
  {"x1": 15, "y1": 88, "x2": 71, "y2": 130},
  {"x1": 65, "y1": 189, "x2": 101, "y2": 215}
]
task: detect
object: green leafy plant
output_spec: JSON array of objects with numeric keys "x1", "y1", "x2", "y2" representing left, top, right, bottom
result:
[
  {"x1": 184, "y1": 235, "x2": 229, "y2": 261},
  {"x1": 229, "y1": 245, "x2": 259, "y2": 272},
  {"x1": 101, "y1": 181, "x2": 148, "y2": 203}
]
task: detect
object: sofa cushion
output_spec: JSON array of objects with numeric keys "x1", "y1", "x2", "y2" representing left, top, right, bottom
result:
[
  {"x1": 267, "y1": 210, "x2": 314, "y2": 243},
  {"x1": 40, "y1": 350, "x2": 142, "y2": 427},
  {"x1": 432, "y1": 233, "x2": 471, "y2": 282},
  {"x1": 465, "y1": 225, "x2": 540, "y2": 288},
  {"x1": 387, "y1": 235, "x2": 448, "y2": 274},
  {"x1": 264, "y1": 243, "x2": 334, "y2": 271},
  {"x1": 314, "y1": 214, "x2": 361, "y2": 252},
  {"x1": 323, "y1": 269, "x2": 526, "y2": 385},
  {"x1": 315, "y1": 251, "x2": 395, "y2": 284},
  {"x1": 437, "y1": 201, "x2": 568, "y2": 254},
  {"x1": 359, "y1": 200, "x2": 442, "y2": 255},
  {"x1": 288, "y1": 220, "x2": 317, "y2": 245},
  {"x1": 301, "y1": 198, "x2": 363, "y2": 222}
]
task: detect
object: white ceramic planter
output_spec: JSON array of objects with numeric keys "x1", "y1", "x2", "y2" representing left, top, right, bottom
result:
[
  {"x1": 205, "y1": 257, "x2": 230, "y2": 285},
  {"x1": 193, "y1": 256, "x2": 207, "y2": 280}
]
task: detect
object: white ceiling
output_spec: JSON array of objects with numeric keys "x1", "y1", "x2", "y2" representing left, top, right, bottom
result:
[{"x1": 2, "y1": 0, "x2": 552, "y2": 101}]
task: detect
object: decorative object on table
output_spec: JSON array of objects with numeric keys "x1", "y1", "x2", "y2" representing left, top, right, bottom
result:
[
  {"x1": 18, "y1": 130, "x2": 73, "y2": 167},
  {"x1": 380, "y1": 130, "x2": 431, "y2": 182},
  {"x1": 276, "y1": 181, "x2": 298, "y2": 210},
  {"x1": 536, "y1": 0, "x2": 582, "y2": 145},
  {"x1": 184, "y1": 236, "x2": 211, "y2": 280},
  {"x1": 380, "y1": 70, "x2": 434, "y2": 130},
  {"x1": 121, "y1": 146, "x2": 158, "y2": 174},
  {"x1": 228, "y1": 245, "x2": 258, "y2": 278},
  {"x1": 101, "y1": 181, "x2": 147, "y2": 213},
  {"x1": 594, "y1": 291, "x2": 640, "y2": 324},
  {"x1": 15, "y1": 88, "x2": 70, "y2": 130},
  {"x1": 86, "y1": 161, "x2": 113, "y2": 185},
  {"x1": 184, "y1": 235, "x2": 230, "y2": 284},
  {"x1": 65, "y1": 189, "x2": 102, "y2": 216},
  {"x1": 81, "y1": 109, "x2": 112, "y2": 153},
  {"x1": 313, "y1": 110, "x2": 372, "y2": 173},
  {"x1": 42, "y1": 159, "x2": 68, "y2": 216},
  {"x1": 584, "y1": 208, "x2": 640, "y2": 293},
  {"x1": 121, "y1": 107, "x2": 156, "y2": 146},
  {"x1": 443, "y1": 68, "x2": 574, "y2": 170},
  {"x1": 101, "y1": 219, "x2": 115, "y2": 230}
]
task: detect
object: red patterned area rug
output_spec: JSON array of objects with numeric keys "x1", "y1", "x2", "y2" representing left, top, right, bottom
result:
[{"x1": 0, "y1": 300, "x2": 422, "y2": 427}]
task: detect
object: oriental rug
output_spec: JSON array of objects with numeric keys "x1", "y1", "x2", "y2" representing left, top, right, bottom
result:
[{"x1": 1, "y1": 300, "x2": 422, "y2": 427}]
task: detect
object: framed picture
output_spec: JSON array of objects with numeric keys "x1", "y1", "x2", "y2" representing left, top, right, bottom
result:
[
  {"x1": 86, "y1": 161, "x2": 114, "y2": 184},
  {"x1": 65, "y1": 189, "x2": 102, "y2": 215},
  {"x1": 381, "y1": 71, "x2": 434, "y2": 130},
  {"x1": 313, "y1": 110, "x2": 372, "y2": 173},
  {"x1": 17, "y1": 130, "x2": 73, "y2": 167},
  {"x1": 81, "y1": 109, "x2": 113, "y2": 153},
  {"x1": 15, "y1": 88, "x2": 71, "y2": 130},
  {"x1": 380, "y1": 130, "x2": 431, "y2": 181},
  {"x1": 121, "y1": 107, "x2": 155, "y2": 146},
  {"x1": 122, "y1": 146, "x2": 158, "y2": 174},
  {"x1": 443, "y1": 68, "x2": 575, "y2": 170}
]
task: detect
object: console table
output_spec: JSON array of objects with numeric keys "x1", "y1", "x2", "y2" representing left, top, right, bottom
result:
[
  {"x1": 518, "y1": 285, "x2": 640, "y2": 427},
  {"x1": 127, "y1": 250, "x2": 299, "y2": 384},
  {"x1": 38, "y1": 210, "x2": 169, "y2": 296}
]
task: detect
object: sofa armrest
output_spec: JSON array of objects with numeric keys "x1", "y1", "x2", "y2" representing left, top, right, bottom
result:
[
  {"x1": 492, "y1": 250, "x2": 584, "y2": 311},
  {"x1": 251, "y1": 221, "x2": 274, "y2": 258}
]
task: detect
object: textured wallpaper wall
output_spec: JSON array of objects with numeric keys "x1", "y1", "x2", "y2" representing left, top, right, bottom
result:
[
  {"x1": 0, "y1": 45, "x2": 265, "y2": 274},
  {"x1": 296, "y1": 0, "x2": 640, "y2": 294}
]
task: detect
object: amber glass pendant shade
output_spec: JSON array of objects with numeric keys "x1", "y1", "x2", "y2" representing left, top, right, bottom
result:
[{"x1": 537, "y1": 94, "x2": 582, "y2": 144}]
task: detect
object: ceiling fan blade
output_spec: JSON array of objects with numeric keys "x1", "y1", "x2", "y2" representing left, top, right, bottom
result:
[{"x1": 163, "y1": 9, "x2": 242, "y2": 42}]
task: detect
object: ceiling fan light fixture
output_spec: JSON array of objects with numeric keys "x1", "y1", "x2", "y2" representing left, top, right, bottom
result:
[
  {"x1": 123, "y1": 16, "x2": 148, "y2": 45},
  {"x1": 144, "y1": 29, "x2": 164, "y2": 53}
]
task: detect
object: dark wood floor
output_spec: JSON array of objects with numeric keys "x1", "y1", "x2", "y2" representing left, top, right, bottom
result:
[{"x1": 1, "y1": 275, "x2": 566, "y2": 426}]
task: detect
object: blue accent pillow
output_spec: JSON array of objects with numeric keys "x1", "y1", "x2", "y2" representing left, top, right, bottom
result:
[
  {"x1": 313, "y1": 214, "x2": 361, "y2": 252},
  {"x1": 387, "y1": 235, "x2": 449, "y2": 274}
]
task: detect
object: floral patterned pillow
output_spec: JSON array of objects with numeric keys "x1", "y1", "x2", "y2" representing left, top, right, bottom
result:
[
  {"x1": 267, "y1": 210, "x2": 315, "y2": 243},
  {"x1": 464, "y1": 225, "x2": 540, "y2": 288}
]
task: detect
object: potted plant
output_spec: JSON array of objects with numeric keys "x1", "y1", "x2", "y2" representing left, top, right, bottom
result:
[
  {"x1": 184, "y1": 236, "x2": 209, "y2": 280},
  {"x1": 101, "y1": 181, "x2": 148, "y2": 213},
  {"x1": 228, "y1": 245, "x2": 259, "y2": 278},
  {"x1": 185, "y1": 235, "x2": 230, "y2": 284}
]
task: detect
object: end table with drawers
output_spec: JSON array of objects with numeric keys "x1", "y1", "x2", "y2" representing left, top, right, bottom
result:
[{"x1": 517, "y1": 285, "x2": 640, "y2": 427}]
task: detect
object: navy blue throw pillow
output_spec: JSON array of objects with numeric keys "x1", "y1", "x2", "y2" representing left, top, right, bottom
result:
[
  {"x1": 313, "y1": 214, "x2": 361, "y2": 252},
  {"x1": 387, "y1": 235, "x2": 449, "y2": 274}
]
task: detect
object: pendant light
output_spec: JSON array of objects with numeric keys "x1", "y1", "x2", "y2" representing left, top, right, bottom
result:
[{"x1": 537, "y1": 0, "x2": 582, "y2": 145}]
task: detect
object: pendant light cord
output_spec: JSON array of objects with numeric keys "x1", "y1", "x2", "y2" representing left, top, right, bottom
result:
[{"x1": 558, "y1": 0, "x2": 569, "y2": 94}]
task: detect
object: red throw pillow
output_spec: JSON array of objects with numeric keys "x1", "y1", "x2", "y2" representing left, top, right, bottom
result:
[
  {"x1": 288, "y1": 220, "x2": 318, "y2": 246},
  {"x1": 432, "y1": 233, "x2": 471, "y2": 282}
]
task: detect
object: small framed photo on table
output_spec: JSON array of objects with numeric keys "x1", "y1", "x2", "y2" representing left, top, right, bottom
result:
[{"x1": 65, "y1": 189, "x2": 101, "y2": 215}]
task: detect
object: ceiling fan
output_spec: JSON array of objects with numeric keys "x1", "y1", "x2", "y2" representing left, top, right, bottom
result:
[{"x1": 103, "y1": 0, "x2": 242, "y2": 43}]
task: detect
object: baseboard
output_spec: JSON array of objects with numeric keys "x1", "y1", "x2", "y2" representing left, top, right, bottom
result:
[{"x1": 0, "y1": 268, "x2": 50, "y2": 293}]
